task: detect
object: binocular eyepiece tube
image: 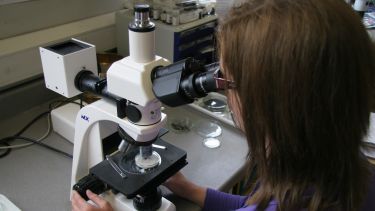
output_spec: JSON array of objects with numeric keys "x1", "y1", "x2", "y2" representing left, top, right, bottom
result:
[{"x1": 151, "y1": 58, "x2": 220, "y2": 107}]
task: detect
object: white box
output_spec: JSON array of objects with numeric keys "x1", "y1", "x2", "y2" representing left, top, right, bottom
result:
[
  {"x1": 51, "y1": 102, "x2": 81, "y2": 143},
  {"x1": 39, "y1": 38, "x2": 98, "y2": 98},
  {"x1": 51, "y1": 101, "x2": 118, "y2": 143}
]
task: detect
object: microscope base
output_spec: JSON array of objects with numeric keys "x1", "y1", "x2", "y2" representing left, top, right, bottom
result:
[{"x1": 102, "y1": 191, "x2": 176, "y2": 211}]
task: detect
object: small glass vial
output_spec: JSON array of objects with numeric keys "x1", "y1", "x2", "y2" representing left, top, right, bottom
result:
[
  {"x1": 172, "y1": 16, "x2": 180, "y2": 26},
  {"x1": 160, "y1": 11, "x2": 167, "y2": 22},
  {"x1": 166, "y1": 13, "x2": 172, "y2": 24},
  {"x1": 153, "y1": 9, "x2": 160, "y2": 20}
]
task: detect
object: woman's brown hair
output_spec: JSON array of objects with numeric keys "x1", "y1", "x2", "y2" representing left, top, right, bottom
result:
[{"x1": 218, "y1": 0, "x2": 375, "y2": 210}]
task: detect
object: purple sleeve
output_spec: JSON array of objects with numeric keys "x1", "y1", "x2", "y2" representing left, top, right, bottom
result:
[
  {"x1": 361, "y1": 168, "x2": 375, "y2": 211},
  {"x1": 202, "y1": 188, "x2": 248, "y2": 211}
]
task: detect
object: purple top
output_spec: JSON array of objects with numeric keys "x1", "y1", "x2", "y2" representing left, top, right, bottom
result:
[{"x1": 203, "y1": 172, "x2": 375, "y2": 211}]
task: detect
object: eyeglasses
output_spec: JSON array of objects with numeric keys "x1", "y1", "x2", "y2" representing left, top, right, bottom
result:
[{"x1": 213, "y1": 67, "x2": 237, "y2": 90}]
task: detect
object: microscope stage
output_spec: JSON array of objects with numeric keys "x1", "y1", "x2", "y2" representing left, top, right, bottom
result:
[{"x1": 89, "y1": 139, "x2": 187, "y2": 198}]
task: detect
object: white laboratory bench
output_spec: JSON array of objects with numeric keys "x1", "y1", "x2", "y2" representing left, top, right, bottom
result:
[{"x1": 0, "y1": 100, "x2": 249, "y2": 211}]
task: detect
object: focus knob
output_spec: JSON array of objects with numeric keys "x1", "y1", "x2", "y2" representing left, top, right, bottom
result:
[{"x1": 133, "y1": 188, "x2": 162, "y2": 211}]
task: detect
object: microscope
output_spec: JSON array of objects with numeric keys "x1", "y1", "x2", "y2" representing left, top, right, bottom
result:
[{"x1": 39, "y1": 4, "x2": 224, "y2": 211}]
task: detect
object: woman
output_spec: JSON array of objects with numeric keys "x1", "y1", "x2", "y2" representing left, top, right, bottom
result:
[{"x1": 72, "y1": 0, "x2": 375, "y2": 210}]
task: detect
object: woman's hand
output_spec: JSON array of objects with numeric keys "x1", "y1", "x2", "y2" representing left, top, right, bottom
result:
[
  {"x1": 163, "y1": 172, "x2": 207, "y2": 207},
  {"x1": 163, "y1": 171, "x2": 189, "y2": 196},
  {"x1": 72, "y1": 190, "x2": 113, "y2": 211}
]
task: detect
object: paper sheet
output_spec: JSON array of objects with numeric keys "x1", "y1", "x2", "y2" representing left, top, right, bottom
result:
[
  {"x1": 364, "y1": 113, "x2": 375, "y2": 159},
  {"x1": 0, "y1": 194, "x2": 21, "y2": 211},
  {"x1": 364, "y1": 113, "x2": 375, "y2": 145}
]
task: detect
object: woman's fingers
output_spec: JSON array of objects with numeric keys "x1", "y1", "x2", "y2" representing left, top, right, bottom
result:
[
  {"x1": 86, "y1": 190, "x2": 112, "y2": 210},
  {"x1": 71, "y1": 190, "x2": 113, "y2": 211},
  {"x1": 72, "y1": 191, "x2": 90, "y2": 210}
]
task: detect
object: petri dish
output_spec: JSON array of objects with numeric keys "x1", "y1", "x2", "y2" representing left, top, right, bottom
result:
[
  {"x1": 193, "y1": 120, "x2": 222, "y2": 138},
  {"x1": 135, "y1": 151, "x2": 161, "y2": 170},
  {"x1": 203, "y1": 137, "x2": 221, "y2": 148},
  {"x1": 202, "y1": 98, "x2": 227, "y2": 115},
  {"x1": 193, "y1": 120, "x2": 222, "y2": 149},
  {"x1": 120, "y1": 149, "x2": 161, "y2": 174}
]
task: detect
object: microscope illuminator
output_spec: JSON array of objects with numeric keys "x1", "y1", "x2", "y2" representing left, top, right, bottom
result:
[{"x1": 39, "y1": 39, "x2": 97, "y2": 98}]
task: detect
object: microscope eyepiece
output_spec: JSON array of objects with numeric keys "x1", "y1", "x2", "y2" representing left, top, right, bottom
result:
[
  {"x1": 129, "y1": 4, "x2": 155, "y2": 32},
  {"x1": 151, "y1": 58, "x2": 223, "y2": 107},
  {"x1": 134, "y1": 4, "x2": 150, "y2": 12},
  {"x1": 183, "y1": 70, "x2": 218, "y2": 98}
]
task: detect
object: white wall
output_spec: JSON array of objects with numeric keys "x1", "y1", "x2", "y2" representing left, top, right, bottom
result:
[
  {"x1": 0, "y1": 0, "x2": 125, "y2": 39},
  {"x1": 0, "y1": 0, "x2": 126, "y2": 90}
]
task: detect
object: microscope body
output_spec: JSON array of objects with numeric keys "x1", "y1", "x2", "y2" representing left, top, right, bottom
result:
[
  {"x1": 40, "y1": 4, "x2": 222, "y2": 210},
  {"x1": 40, "y1": 4, "x2": 177, "y2": 211},
  {"x1": 68, "y1": 8, "x2": 175, "y2": 209}
]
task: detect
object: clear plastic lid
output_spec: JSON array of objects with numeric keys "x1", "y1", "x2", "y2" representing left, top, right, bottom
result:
[{"x1": 193, "y1": 120, "x2": 222, "y2": 138}]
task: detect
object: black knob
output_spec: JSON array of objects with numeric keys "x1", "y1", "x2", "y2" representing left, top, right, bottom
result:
[
  {"x1": 73, "y1": 175, "x2": 106, "y2": 201},
  {"x1": 126, "y1": 105, "x2": 142, "y2": 123},
  {"x1": 133, "y1": 188, "x2": 162, "y2": 211}
]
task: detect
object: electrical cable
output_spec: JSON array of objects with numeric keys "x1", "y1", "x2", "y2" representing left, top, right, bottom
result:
[
  {"x1": 0, "y1": 98, "x2": 81, "y2": 158},
  {"x1": 14, "y1": 111, "x2": 50, "y2": 137},
  {"x1": 80, "y1": 95, "x2": 84, "y2": 109},
  {"x1": 0, "y1": 136, "x2": 72, "y2": 158},
  {"x1": 49, "y1": 99, "x2": 81, "y2": 110},
  {"x1": 0, "y1": 142, "x2": 11, "y2": 158},
  {"x1": 0, "y1": 109, "x2": 56, "y2": 147},
  {"x1": 0, "y1": 113, "x2": 52, "y2": 150}
]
